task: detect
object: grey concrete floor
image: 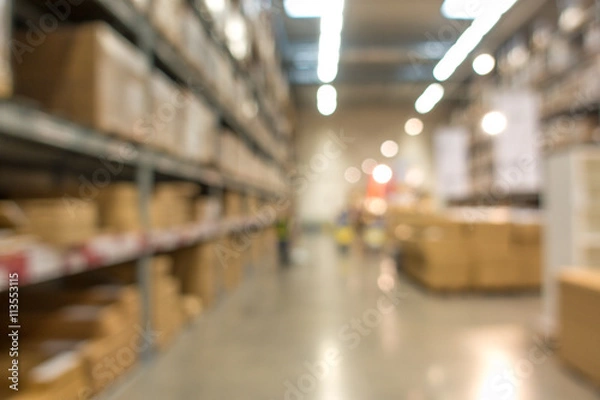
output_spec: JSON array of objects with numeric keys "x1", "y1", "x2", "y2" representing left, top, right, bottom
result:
[{"x1": 116, "y1": 234, "x2": 600, "y2": 399}]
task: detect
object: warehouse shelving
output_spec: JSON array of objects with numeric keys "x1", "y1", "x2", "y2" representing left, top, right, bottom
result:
[
  {"x1": 0, "y1": 214, "x2": 271, "y2": 291},
  {"x1": 0, "y1": 1, "x2": 292, "y2": 391}
]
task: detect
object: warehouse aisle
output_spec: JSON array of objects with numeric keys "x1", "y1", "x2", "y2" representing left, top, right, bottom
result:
[{"x1": 116, "y1": 234, "x2": 599, "y2": 400}]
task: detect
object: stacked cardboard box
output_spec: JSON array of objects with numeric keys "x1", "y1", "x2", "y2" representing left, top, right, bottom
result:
[
  {"x1": 14, "y1": 22, "x2": 148, "y2": 140},
  {"x1": 0, "y1": 0, "x2": 11, "y2": 98},
  {"x1": 224, "y1": 191, "x2": 243, "y2": 218},
  {"x1": 0, "y1": 348, "x2": 89, "y2": 400},
  {"x1": 181, "y1": 93, "x2": 218, "y2": 164},
  {"x1": 172, "y1": 243, "x2": 218, "y2": 308},
  {"x1": 392, "y1": 211, "x2": 543, "y2": 291},
  {"x1": 152, "y1": 0, "x2": 185, "y2": 46},
  {"x1": 559, "y1": 268, "x2": 600, "y2": 387},
  {"x1": 194, "y1": 196, "x2": 222, "y2": 223},
  {"x1": 150, "y1": 72, "x2": 185, "y2": 154},
  {"x1": 511, "y1": 223, "x2": 542, "y2": 287},
  {"x1": 16, "y1": 199, "x2": 98, "y2": 247},
  {"x1": 468, "y1": 222, "x2": 517, "y2": 289},
  {"x1": 180, "y1": 7, "x2": 213, "y2": 77},
  {"x1": 97, "y1": 183, "x2": 141, "y2": 233},
  {"x1": 150, "y1": 257, "x2": 186, "y2": 349},
  {"x1": 400, "y1": 219, "x2": 471, "y2": 290},
  {"x1": 15, "y1": 283, "x2": 143, "y2": 396},
  {"x1": 221, "y1": 235, "x2": 244, "y2": 291},
  {"x1": 151, "y1": 183, "x2": 199, "y2": 229}
]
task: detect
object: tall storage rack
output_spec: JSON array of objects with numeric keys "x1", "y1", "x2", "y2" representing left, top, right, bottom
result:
[{"x1": 0, "y1": 0, "x2": 293, "y2": 387}]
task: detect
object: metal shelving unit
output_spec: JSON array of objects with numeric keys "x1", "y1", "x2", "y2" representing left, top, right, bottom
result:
[{"x1": 0, "y1": 0, "x2": 292, "y2": 370}]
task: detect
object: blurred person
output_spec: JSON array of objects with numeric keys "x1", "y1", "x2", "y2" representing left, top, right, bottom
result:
[
  {"x1": 276, "y1": 214, "x2": 292, "y2": 267},
  {"x1": 334, "y1": 209, "x2": 354, "y2": 253}
]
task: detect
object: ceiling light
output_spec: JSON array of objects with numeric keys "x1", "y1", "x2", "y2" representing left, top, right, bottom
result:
[
  {"x1": 441, "y1": 0, "x2": 484, "y2": 20},
  {"x1": 559, "y1": 6, "x2": 585, "y2": 32},
  {"x1": 283, "y1": 0, "x2": 323, "y2": 18},
  {"x1": 472, "y1": 53, "x2": 495, "y2": 75},
  {"x1": 372, "y1": 164, "x2": 393, "y2": 184},
  {"x1": 380, "y1": 140, "x2": 399, "y2": 158},
  {"x1": 405, "y1": 118, "x2": 424, "y2": 136},
  {"x1": 361, "y1": 159, "x2": 378, "y2": 174},
  {"x1": 434, "y1": 0, "x2": 519, "y2": 81},
  {"x1": 344, "y1": 167, "x2": 361, "y2": 183},
  {"x1": 205, "y1": 0, "x2": 226, "y2": 15},
  {"x1": 481, "y1": 111, "x2": 507, "y2": 135},
  {"x1": 317, "y1": 84, "x2": 337, "y2": 116},
  {"x1": 415, "y1": 84, "x2": 445, "y2": 114}
]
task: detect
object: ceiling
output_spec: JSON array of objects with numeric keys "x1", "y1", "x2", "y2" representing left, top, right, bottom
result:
[{"x1": 272, "y1": 0, "x2": 550, "y2": 107}]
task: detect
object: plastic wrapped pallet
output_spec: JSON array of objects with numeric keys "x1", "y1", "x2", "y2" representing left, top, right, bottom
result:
[
  {"x1": 14, "y1": 22, "x2": 148, "y2": 140},
  {"x1": 0, "y1": 0, "x2": 11, "y2": 97}
]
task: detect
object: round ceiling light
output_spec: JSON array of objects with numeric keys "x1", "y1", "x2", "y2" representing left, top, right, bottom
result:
[
  {"x1": 481, "y1": 111, "x2": 508, "y2": 136},
  {"x1": 472, "y1": 53, "x2": 495, "y2": 75},
  {"x1": 380, "y1": 140, "x2": 399, "y2": 158},
  {"x1": 372, "y1": 164, "x2": 393, "y2": 184},
  {"x1": 405, "y1": 118, "x2": 424, "y2": 136}
]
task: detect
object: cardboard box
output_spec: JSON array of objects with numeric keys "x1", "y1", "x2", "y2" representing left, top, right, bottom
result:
[
  {"x1": 0, "y1": 0, "x2": 11, "y2": 98},
  {"x1": 150, "y1": 71, "x2": 185, "y2": 154},
  {"x1": 17, "y1": 199, "x2": 98, "y2": 247},
  {"x1": 2, "y1": 349, "x2": 90, "y2": 400},
  {"x1": 25, "y1": 303, "x2": 127, "y2": 340},
  {"x1": 182, "y1": 295, "x2": 203, "y2": 323},
  {"x1": 559, "y1": 269, "x2": 600, "y2": 387},
  {"x1": 512, "y1": 245, "x2": 542, "y2": 288},
  {"x1": 224, "y1": 191, "x2": 243, "y2": 218},
  {"x1": 182, "y1": 93, "x2": 218, "y2": 164},
  {"x1": 181, "y1": 7, "x2": 210, "y2": 73},
  {"x1": 151, "y1": 0, "x2": 185, "y2": 46},
  {"x1": 194, "y1": 197, "x2": 222, "y2": 222},
  {"x1": 14, "y1": 22, "x2": 148, "y2": 140},
  {"x1": 150, "y1": 256, "x2": 185, "y2": 349},
  {"x1": 511, "y1": 223, "x2": 542, "y2": 244},
  {"x1": 172, "y1": 244, "x2": 217, "y2": 307},
  {"x1": 97, "y1": 184, "x2": 141, "y2": 233},
  {"x1": 472, "y1": 261, "x2": 520, "y2": 289},
  {"x1": 151, "y1": 183, "x2": 199, "y2": 229},
  {"x1": 467, "y1": 222, "x2": 512, "y2": 262},
  {"x1": 81, "y1": 327, "x2": 139, "y2": 394}
]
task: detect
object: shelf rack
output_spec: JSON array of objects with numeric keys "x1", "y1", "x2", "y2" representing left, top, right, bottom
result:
[{"x1": 0, "y1": 0, "x2": 292, "y2": 366}]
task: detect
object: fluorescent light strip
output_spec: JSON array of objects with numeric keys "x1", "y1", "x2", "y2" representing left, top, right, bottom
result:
[
  {"x1": 434, "y1": 0, "x2": 519, "y2": 81},
  {"x1": 317, "y1": 0, "x2": 345, "y2": 83},
  {"x1": 415, "y1": 83, "x2": 445, "y2": 114}
]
